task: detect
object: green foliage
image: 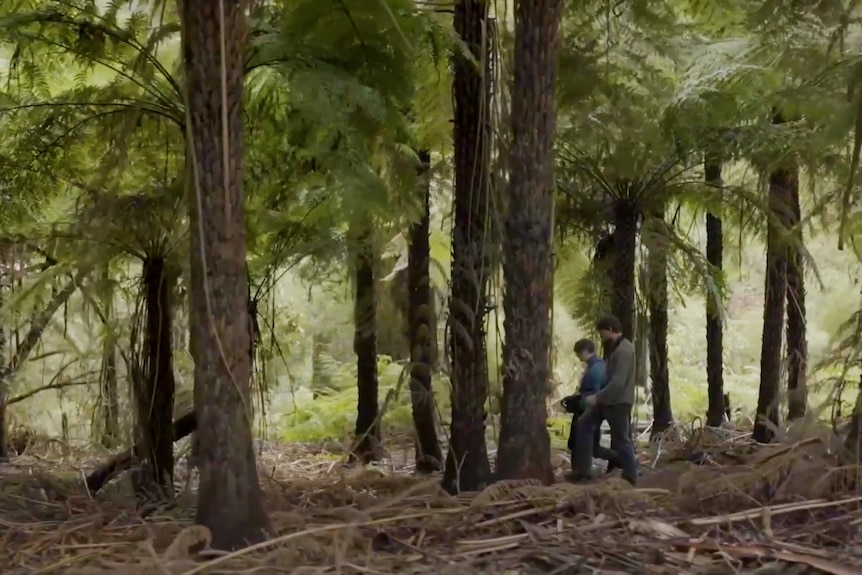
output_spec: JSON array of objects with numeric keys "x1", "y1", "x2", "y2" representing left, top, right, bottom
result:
[{"x1": 5, "y1": 0, "x2": 862, "y2": 452}]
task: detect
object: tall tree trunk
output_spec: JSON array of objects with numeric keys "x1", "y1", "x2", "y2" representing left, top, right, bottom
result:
[
  {"x1": 608, "y1": 202, "x2": 639, "y2": 347},
  {"x1": 646, "y1": 205, "x2": 672, "y2": 437},
  {"x1": 351, "y1": 228, "x2": 382, "y2": 463},
  {"x1": 785, "y1": 174, "x2": 807, "y2": 420},
  {"x1": 181, "y1": 0, "x2": 271, "y2": 549},
  {"x1": 704, "y1": 158, "x2": 726, "y2": 427},
  {"x1": 132, "y1": 256, "x2": 176, "y2": 498},
  {"x1": 408, "y1": 149, "x2": 443, "y2": 473},
  {"x1": 754, "y1": 113, "x2": 794, "y2": 443},
  {"x1": 99, "y1": 268, "x2": 120, "y2": 448},
  {"x1": 443, "y1": 0, "x2": 493, "y2": 493},
  {"x1": 495, "y1": 0, "x2": 564, "y2": 484}
]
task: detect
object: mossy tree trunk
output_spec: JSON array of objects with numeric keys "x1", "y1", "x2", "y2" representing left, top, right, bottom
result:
[
  {"x1": 785, "y1": 172, "x2": 807, "y2": 420},
  {"x1": 181, "y1": 0, "x2": 271, "y2": 549},
  {"x1": 704, "y1": 157, "x2": 726, "y2": 427},
  {"x1": 645, "y1": 204, "x2": 672, "y2": 437},
  {"x1": 754, "y1": 113, "x2": 795, "y2": 443},
  {"x1": 132, "y1": 256, "x2": 177, "y2": 499},
  {"x1": 495, "y1": 0, "x2": 564, "y2": 484},
  {"x1": 351, "y1": 227, "x2": 382, "y2": 463},
  {"x1": 443, "y1": 0, "x2": 493, "y2": 493},
  {"x1": 408, "y1": 149, "x2": 443, "y2": 473}
]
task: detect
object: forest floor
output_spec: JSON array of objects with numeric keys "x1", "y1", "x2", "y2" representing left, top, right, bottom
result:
[{"x1": 1, "y1": 426, "x2": 861, "y2": 574}]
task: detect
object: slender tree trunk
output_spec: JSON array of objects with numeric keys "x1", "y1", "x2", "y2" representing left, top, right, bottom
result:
[
  {"x1": 443, "y1": 0, "x2": 493, "y2": 493},
  {"x1": 608, "y1": 202, "x2": 639, "y2": 345},
  {"x1": 408, "y1": 149, "x2": 443, "y2": 473},
  {"x1": 646, "y1": 205, "x2": 672, "y2": 437},
  {"x1": 351, "y1": 228, "x2": 382, "y2": 462},
  {"x1": 311, "y1": 332, "x2": 334, "y2": 399},
  {"x1": 754, "y1": 114, "x2": 794, "y2": 443},
  {"x1": 0, "y1": 263, "x2": 6, "y2": 462},
  {"x1": 181, "y1": 0, "x2": 271, "y2": 549},
  {"x1": 704, "y1": 158, "x2": 726, "y2": 427},
  {"x1": 634, "y1": 304, "x2": 649, "y2": 391},
  {"x1": 495, "y1": 0, "x2": 564, "y2": 484},
  {"x1": 132, "y1": 257, "x2": 176, "y2": 498},
  {"x1": 843, "y1": 372, "x2": 862, "y2": 460},
  {"x1": 378, "y1": 270, "x2": 410, "y2": 362},
  {"x1": 785, "y1": 173, "x2": 807, "y2": 420},
  {"x1": 0, "y1": 269, "x2": 88, "y2": 461},
  {"x1": 99, "y1": 268, "x2": 120, "y2": 448}
]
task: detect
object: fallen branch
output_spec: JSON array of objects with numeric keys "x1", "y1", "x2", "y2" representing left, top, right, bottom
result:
[
  {"x1": 671, "y1": 539, "x2": 857, "y2": 575},
  {"x1": 8, "y1": 379, "x2": 90, "y2": 406},
  {"x1": 685, "y1": 495, "x2": 862, "y2": 526},
  {"x1": 85, "y1": 410, "x2": 196, "y2": 493}
]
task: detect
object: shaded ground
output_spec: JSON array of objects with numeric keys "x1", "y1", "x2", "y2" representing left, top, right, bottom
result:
[{"x1": 1, "y1": 425, "x2": 862, "y2": 574}]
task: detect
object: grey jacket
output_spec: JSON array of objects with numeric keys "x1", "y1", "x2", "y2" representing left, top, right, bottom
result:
[{"x1": 595, "y1": 338, "x2": 636, "y2": 406}]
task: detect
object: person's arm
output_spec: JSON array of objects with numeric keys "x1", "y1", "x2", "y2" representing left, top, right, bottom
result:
[
  {"x1": 589, "y1": 362, "x2": 606, "y2": 391},
  {"x1": 579, "y1": 363, "x2": 604, "y2": 407},
  {"x1": 595, "y1": 344, "x2": 634, "y2": 404}
]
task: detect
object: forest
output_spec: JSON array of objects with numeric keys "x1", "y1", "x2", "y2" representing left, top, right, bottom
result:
[{"x1": 1, "y1": 0, "x2": 862, "y2": 573}]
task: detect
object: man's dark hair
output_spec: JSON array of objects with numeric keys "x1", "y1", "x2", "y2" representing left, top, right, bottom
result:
[
  {"x1": 573, "y1": 339, "x2": 595, "y2": 354},
  {"x1": 596, "y1": 314, "x2": 623, "y2": 334}
]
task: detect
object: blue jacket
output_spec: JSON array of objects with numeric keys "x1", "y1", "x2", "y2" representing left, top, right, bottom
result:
[{"x1": 579, "y1": 355, "x2": 606, "y2": 407}]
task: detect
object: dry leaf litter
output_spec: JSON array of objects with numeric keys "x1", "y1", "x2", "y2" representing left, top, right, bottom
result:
[{"x1": 0, "y1": 424, "x2": 861, "y2": 574}]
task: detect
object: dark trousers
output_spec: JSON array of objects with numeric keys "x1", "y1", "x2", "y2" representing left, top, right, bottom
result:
[
  {"x1": 567, "y1": 413, "x2": 617, "y2": 470},
  {"x1": 573, "y1": 403, "x2": 638, "y2": 485},
  {"x1": 567, "y1": 413, "x2": 601, "y2": 453}
]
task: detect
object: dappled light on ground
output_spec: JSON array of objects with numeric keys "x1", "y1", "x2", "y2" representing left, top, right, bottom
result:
[{"x1": 1, "y1": 432, "x2": 862, "y2": 574}]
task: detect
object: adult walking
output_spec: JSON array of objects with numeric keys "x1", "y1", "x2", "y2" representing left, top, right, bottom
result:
[
  {"x1": 571, "y1": 314, "x2": 638, "y2": 485},
  {"x1": 562, "y1": 339, "x2": 618, "y2": 476}
]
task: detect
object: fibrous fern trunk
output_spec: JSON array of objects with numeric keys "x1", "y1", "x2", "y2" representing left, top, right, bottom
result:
[
  {"x1": 608, "y1": 202, "x2": 639, "y2": 346},
  {"x1": 408, "y1": 150, "x2": 443, "y2": 473},
  {"x1": 754, "y1": 116, "x2": 795, "y2": 443},
  {"x1": 132, "y1": 256, "x2": 176, "y2": 498},
  {"x1": 646, "y1": 204, "x2": 672, "y2": 437},
  {"x1": 495, "y1": 0, "x2": 564, "y2": 484},
  {"x1": 704, "y1": 158, "x2": 726, "y2": 427},
  {"x1": 351, "y1": 226, "x2": 382, "y2": 463},
  {"x1": 181, "y1": 0, "x2": 271, "y2": 549},
  {"x1": 443, "y1": 0, "x2": 493, "y2": 493},
  {"x1": 99, "y1": 268, "x2": 120, "y2": 448},
  {"x1": 785, "y1": 174, "x2": 807, "y2": 420}
]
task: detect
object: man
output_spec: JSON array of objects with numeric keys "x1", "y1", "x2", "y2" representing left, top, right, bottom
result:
[
  {"x1": 561, "y1": 339, "x2": 618, "y2": 476},
  {"x1": 571, "y1": 314, "x2": 639, "y2": 485}
]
